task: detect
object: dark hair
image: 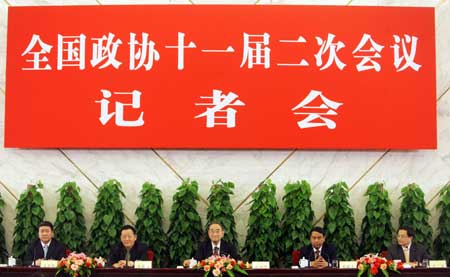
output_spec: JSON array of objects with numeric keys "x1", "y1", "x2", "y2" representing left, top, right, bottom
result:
[
  {"x1": 398, "y1": 226, "x2": 415, "y2": 237},
  {"x1": 208, "y1": 222, "x2": 224, "y2": 231},
  {"x1": 120, "y1": 225, "x2": 136, "y2": 235},
  {"x1": 38, "y1": 221, "x2": 54, "y2": 231},
  {"x1": 310, "y1": 226, "x2": 325, "y2": 237}
]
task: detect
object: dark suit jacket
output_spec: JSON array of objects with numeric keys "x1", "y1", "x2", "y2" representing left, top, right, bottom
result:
[
  {"x1": 386, "y1": 242, "x2": 431, "y2": 263},
  {"x1": 24, "y1": 239, "x2": 66, "y2": 265},
  {"x1": 294, "y1": 243, "x2": 337, "y2": 265},
  {"x1": 107, "y1": 240, "x2": 149, "y2": 267},
  {"x1": 194, "y1": 240, "x2": 240, "y2": 261}
]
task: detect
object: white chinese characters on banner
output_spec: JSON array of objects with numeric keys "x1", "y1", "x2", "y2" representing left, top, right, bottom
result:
[
  {"x1": 57, "y1": 34, "x2": 86, "y2": 70},
  {"x1": 240, "y1": 32, "x2": 271, "y2": 69},
  {"x1": 165, "y1": 32, "x2": 196, "y2": 70},
  {"x1": 391, "y1": 34, "x2": 421, "y2": 72},
  {"x1": 315, "y1": 33, "x2": 346, "y2": 71},
  {"x1": 90, "y1": 33, "x2": 122, "y2": 69},
  {"x1": 129, "y1": 32, "x2": 160, "y2": 70},
  {"x1": 277, "y1": 36, "x2": 309, "y2": 67},
  {"x1": 95, "y1": 89, "x2": 144, "y2": 127},
  {"x1": 21, "y1": 34, "x2": 53, "y2": 70},
  {"x1": 20, "y1": 32, "x2": 422, "y2": 72},
  {"x1": 201, "y1": 45, "x2": 235, "y2": 53},
  {"x1": 292, "y1": 90, "x2": 343, "y2": 129},
  {"x1": 352, "y1": 33, "x2": 384, "y2": 72},
  {"x1": 195, "y1": 89, "x2": 245, "y2": 128}
]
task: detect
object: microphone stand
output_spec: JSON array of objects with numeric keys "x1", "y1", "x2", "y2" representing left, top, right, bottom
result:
[
  {"x1": 307, "y1": 248, "x2": 315, "y2": 267},
  {"x1": 30, "y1": 245, "x2": 37, "y2": 267},
  {"x1": 125, "y1": 249, "x2": 130, "y2": 269}
]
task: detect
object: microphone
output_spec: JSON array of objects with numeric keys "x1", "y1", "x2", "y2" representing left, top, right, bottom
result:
[
  {"x1": 304, "y1": 247, "x2": 316, "y2": 268},
  {"x1": 308, "y1": 247, "x2": 315, "y2": 262},
  {"x1": 30, "y1": 244, "x2": 37, "y2": 267},
  {"x1": 125, "y1": 249, "x2": 130, "y2": 269}
]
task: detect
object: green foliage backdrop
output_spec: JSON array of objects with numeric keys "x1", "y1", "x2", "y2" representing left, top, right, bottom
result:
[
  {"x1": 167, "y1": 179, "x2": 203, "y2": 267},
  {"x1": 434, "y1": 183, "x2": 450, "y2": 263},
  {"x1": 206, "y1": 180, "x2": 238, "y2": 248},
  {"x1": 324, "y1": 182, "x2": 357, "y2": 260},
  {"x1": 54, "y1": 182, "x2": 86, "y2": 252},
  {"x1": 243, "y1": 180, "x2": 281, "y2": 266},
  {"x1": 88, "y1": 179, "x2": 125, "y2": 258},
  {"x1": 281, "y1": 180, "x2": 314, "y2": 265},
  {"x1": 399, "y1": 183, "x2": 433, "y2": 251},
  {"x1": 135, "y1": 182, "x2": 168, "y2": 267},
  {"x1": 12, "y1": 182, "x2": 45, "y2": 263},
  {"x1": 359, "y1": 182, "x2": 393, "y2": 255}
]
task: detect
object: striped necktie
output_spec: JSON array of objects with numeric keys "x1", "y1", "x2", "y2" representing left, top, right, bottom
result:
[{"x1": 314, "y1": 248, "x2": 320, "y2": 260}]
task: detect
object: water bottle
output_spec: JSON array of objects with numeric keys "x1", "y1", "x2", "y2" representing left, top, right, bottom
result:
[
  {"x1": 8, "y1": 256, "x2": 16, "y2": 266},
  {"x1": 189, "y1": 257, "x2": 197, "y2": 269},
  {"x1": 299, "y1": 257, "x2": 309, "y2": 268}
]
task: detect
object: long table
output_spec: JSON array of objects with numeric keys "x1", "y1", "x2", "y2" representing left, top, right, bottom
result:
[{"x1": 1, "y1": 267, "x2": 450, "y2": 277}]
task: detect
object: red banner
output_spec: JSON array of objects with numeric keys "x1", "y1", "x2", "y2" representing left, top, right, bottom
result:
[{"x1": 5, "y1": 5, "x2": 436, "y2": 149}]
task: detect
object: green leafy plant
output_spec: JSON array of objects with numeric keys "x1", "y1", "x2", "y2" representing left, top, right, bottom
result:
[
  {"x1": 434, "y1": 183, "x2": 450, "y2": 263},
  {"x1": 54, "y1": 181, "x2": 86, "y2": 253},
  {"x1": 0, "y1": 192, "x2": 7, "y2": 263},
  {"x1": 324, "y1": 181, "x2": 357, "y2": 260},
  {"x1": 281, "y1": 180, "x2": 314, "y2": 265},
  {"x1": 88, "y1": 179, "x2": 125, "y2": 258},
  {"x1": 399, "y1": 183, "x2": 433, "y2": 251},
  {"x1": 206, "y1": 180, "x2": 238, "y2": 248},
  {"x1": 12, "y1": 182, "x2": 45, "y2": 263},
  {"x1": 359, "y1": 182, "x2": 394, "y2": 255},
  {"x1": 167, "y1": 179, "x2": 203, "y2": 267},
  {"x1": 135, "y1": 182, "x2": 168, "y2": 267},
  {"x1": 243, "y1": 180, "x2": 281, "y2": 266}
]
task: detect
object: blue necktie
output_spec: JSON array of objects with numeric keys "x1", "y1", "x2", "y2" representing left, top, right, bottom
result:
[{"x1": 43, "y1": 245, "x2": 48, "y2": 259}]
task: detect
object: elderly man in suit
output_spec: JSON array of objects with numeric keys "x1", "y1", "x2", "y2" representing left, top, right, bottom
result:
[
  {"x1": 24, "y1": 221, "x2": 66, "y2": 266},
  {"x1": 386, "y1": 226, "x2": 431, "y2": 267},
  {"x1": 184, "y1": 222, "x2": 239, "y2": 266}
]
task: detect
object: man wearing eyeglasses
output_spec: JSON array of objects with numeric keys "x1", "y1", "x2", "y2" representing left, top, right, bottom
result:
[
  {"x1": 386, "y1": 226, "x2": 431, "y2": 267},
  {"x1": 183, "y1": 222, "x2": 239, "y2": 266}
]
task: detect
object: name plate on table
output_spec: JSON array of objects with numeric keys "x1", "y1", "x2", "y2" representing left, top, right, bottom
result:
[
  {"x1": 429, "y1": 260, "x2": 447, "y2": 268},
  {"x1": 40, "y1": 260, "x2": 58, "y2": 268},
  {"x1": 252, "y1": 261, "x2": 270, "y2": 269},
  {"x1": 134, "y1": 260, "x2": 152, "y2": 269},
  {"x1": 339, "y1": 261, "x2": 357, "y2": 269}
]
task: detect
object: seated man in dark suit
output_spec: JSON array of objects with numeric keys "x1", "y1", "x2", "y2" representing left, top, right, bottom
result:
[
  {"x1": 107, "y1": 225, "x2": 149, "y2": 268},
  {"x1": 386, "y1": 226, "x2": 431, "y2": 267},
  {"x1": 24, "y1": 221, "x2": 66, "y2": 266},
  {"x1": 183, "y1": 222, "x2": 239, "y2": 266},
  {"x1": 294, "y1": 226, "x2": 337, "y2": 269}
]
